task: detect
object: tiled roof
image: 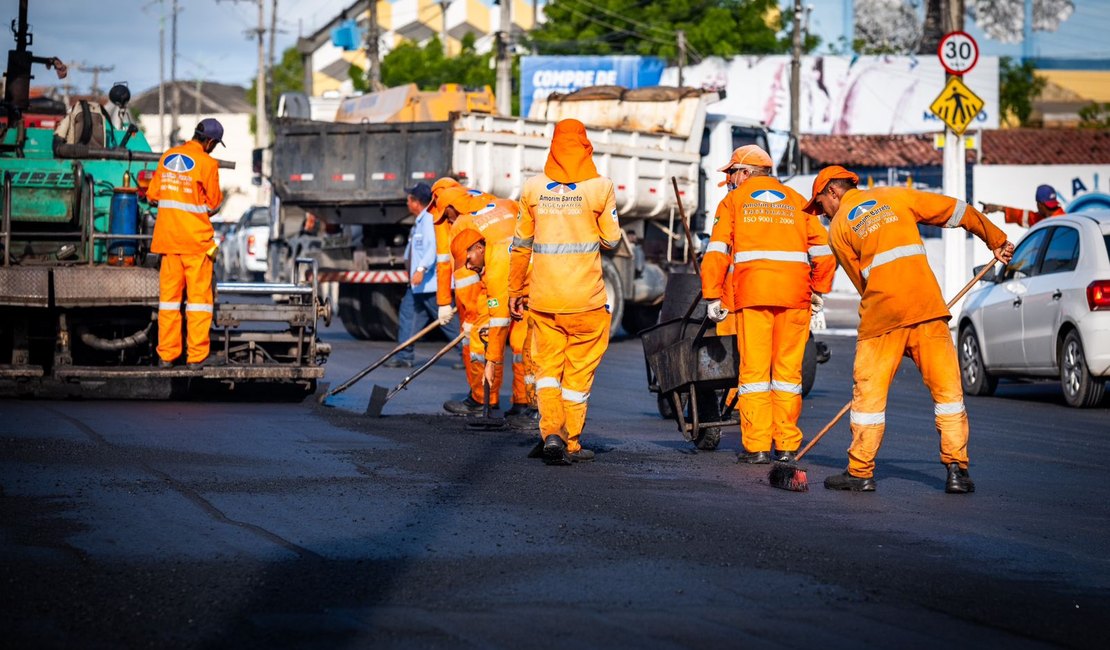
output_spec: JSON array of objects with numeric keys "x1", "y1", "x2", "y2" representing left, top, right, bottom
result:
[{"x1": 800, "y1": 129, "x2": 1110, "y2": 166}]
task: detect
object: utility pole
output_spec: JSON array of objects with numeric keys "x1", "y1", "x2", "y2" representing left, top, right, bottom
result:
[
  {"x1": 495, "y1": 0, "x2": 512, "y2": 115},
  {"x1": 438, "y1": 1, "x2": 451, "y2": 55},
  {"x1": 256, "y1": 0, "x2": 269, "y2": 148},
  {"x1": 676, "y1": 30, "x2": 686, "y2": 88},
  {"x1": 941, "y1": 0, "x2": 968, "y2": 313},
  {"x1": 1023, "y1": 0, "x2": 1034, "y2": 60},
  {"x1": 78, "y1": 64, "x2": 114, "y2": 97},
  {"x1": 366, "y1": 1, "x2": 383, "y2": 92},
  {"x1": 789, "y1": 0, "x2": 803, "y2": 175},
  {"x1": 267, "y1": 0, "x2": 278, "y2": 126},
  {"x1": 171, "y1": 0, "x2": 180, "y2": 145}
]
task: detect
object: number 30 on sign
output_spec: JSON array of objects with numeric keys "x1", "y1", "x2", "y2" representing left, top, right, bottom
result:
[{"x1": 938, "y1": 31, "x2": 979, "y2": 76}]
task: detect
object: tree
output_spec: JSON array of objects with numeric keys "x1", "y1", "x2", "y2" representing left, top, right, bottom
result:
[
  {"x1": 526, "y1": 0, "x2": 796, "y2": 59},
  {"x1": 854, "y1": 0, "x2": 922, "y2": 54},
  {"x1": 350, "y1": 33, "x2": 495, "y2": 93},
  {"x1": 1078, "y1": 102, "x2": 1110, "y2": 129},
  {"x1": 247, "y1": 45, "x2": 304, "y2": 122},
  {"x1": 968, "y1": 0, "x2": 1074, "y2": 44},
  {"x1": 999, "y1": 56, "x2": 1047, "y2": 126}
]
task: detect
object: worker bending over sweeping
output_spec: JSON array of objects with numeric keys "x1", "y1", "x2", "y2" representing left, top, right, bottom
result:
[
  {"x1": 805, "y1": 166, "x2": 1014, "y2": 493},
  {"x1": 701, "y1": 145, "x2": 836, "y2": 464},
  {"x1": 510, "y1": 119, "x2": 621, "y2": 466}
]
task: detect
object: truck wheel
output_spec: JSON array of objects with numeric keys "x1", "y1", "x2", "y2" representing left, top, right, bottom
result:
[
  {"x1": 337, "y1": 284, "x2": 371, "y2": 340},
  {"x1": 622, "y1": 303, "x2": 661, "y2": 337},
  {"x1": 601, "y1": 257, "x2": 624, "y2": 338},
  {"x1": 801, "y1": 334, "x2": 818, "y2": 398},
  {"x1": 361, "y1": 285, "x2": 402, "y2": 341}
]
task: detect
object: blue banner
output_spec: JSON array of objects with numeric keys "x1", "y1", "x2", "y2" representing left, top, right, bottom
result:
[{"x1": 520, "y1": 55, "x2": 666, "y2": 117}]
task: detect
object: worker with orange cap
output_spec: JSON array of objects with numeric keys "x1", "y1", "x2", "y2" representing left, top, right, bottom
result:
[
  {"x1": 980, "y1": 184, "x2": 1065, "y2": 228},
  {"x1": 701, "y1": 145, "x2": 836, "y2": 464},
  {"x1": 439, "y1": 185, "x2": 534, "y2": 416},
  {"x1": 146, "y1": 118, "x2": 225, "y2": 369},
  {"x1": 806, "y1": 165, "x2": 1015, "y2": 493},
  {"x1": 509, "y1": 119, "x2": 622, "y2": 466}
]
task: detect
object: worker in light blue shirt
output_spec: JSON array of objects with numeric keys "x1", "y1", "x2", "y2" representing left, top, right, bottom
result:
[{"x1": 387, "y1": 182, "x2": 460, "y2": 367}]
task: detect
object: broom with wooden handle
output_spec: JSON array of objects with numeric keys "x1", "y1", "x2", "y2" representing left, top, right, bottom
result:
[{"x1": 768, "y1": 259, "x2": 1001, "y2": 492}]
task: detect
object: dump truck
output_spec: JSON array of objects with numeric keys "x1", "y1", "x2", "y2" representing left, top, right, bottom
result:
[
  {"x1": 266, "y1": 83, "x2": 778, "y2": 340},
  {"x1": 0, "y1": 0, "x2": 330, "y2": 400}
]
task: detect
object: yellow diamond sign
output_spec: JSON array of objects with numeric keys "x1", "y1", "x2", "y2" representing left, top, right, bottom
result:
[{"x1": 930, "y1": 76, "x2": 984, "y2": 135}]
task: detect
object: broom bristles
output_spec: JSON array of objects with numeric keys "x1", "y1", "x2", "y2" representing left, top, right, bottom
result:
[{"x1": 769, "y1": 462, "x2": 808, "y2": 492}]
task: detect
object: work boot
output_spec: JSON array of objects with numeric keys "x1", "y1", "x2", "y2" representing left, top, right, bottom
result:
[
  {"x1": 945, "y1": 462, "x2": 975, "y2": 494},
  {"x1": 509, "y1": 407, "x2": 540, "y2": 431},
  {"x1": 505, "y1": 403, "x2": 530, "y2": 416},
  {"x1": 158, "y1": 359, "x2": 175, "y2": 369},
  {"x1": 542, "y1": 435, "x2": 572, "y2": 466},
  {"x1": 186, "y1": 355, "x2": 225, "y2": 370},
  {"x1": 569, "y1": 448, "x2": 595, "y2": 462},
  {"x1": 774, "y1": 450, "x2": 797, "y2": 463},
  {"x1": 443, "y1": 395, "x2": 484, "y2": 415},
  {"x1": 737, "y1": 450, "x2": 772, "y2": 464},
  {"x1": 823, "y1": 470, "x2": 876, "y2": 492},
  {"x1": 383, "y1": 358, "x2": 413, "y2": 369}
]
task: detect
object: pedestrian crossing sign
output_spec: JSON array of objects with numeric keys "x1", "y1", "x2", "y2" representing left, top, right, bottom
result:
[{"x1": 930, "y1": 76, "x2": 984, "y2": 135}]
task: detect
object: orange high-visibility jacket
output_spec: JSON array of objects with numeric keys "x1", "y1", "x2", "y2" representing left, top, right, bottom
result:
[
  {"x1": 829, "y1": 187, "x2": 1008, "y2": 340},
  {"x1": 999, "y1": 204, "x2": 1065, "y2": 228},
  {"x1": 510, "y1": 175, "x2": 621, "y2": 314},
  {"x1": 448, "y1": 198, "x2": 516, "y2": 315},
  {"x1": 702, "y1": 176, "x2": 835, "y2": 310},
  {"x1": 147, "y1": 140, "x2": 223, "y2": 254},
  {"x1": 474, "y1": 234, "x2": 514, "y2": 364},
  {"x1": 434, "y1": 186, "x2": 489, "y2": 307}
]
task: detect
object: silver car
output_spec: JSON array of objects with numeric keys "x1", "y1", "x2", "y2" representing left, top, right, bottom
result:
[{"x1": 958, "y1": 210, "x2": 1110, "y2": 407}]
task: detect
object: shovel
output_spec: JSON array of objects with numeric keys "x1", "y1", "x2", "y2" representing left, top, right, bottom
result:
[
  {"x1": 366, "y1": 330, "x2": 467, "y2": 417},
  {"x1": 318, "y1": 315, "x2": 448, "y2": 405},
  {"x1": 466, "y1": 378, "x2": 507, "y2": 431}
]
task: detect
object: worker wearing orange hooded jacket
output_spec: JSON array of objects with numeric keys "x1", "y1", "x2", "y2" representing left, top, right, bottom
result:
[
  {"x1": 701, "y1": 145, "x2": 836, "y2": 464},
  {"x1": 146, "y1": 118, "x2": 224, "y2": 367},
  {"x1": 439, "y1": 186, "x2": 532, "y2": 413},
  {"x1": 806, "y1": 165, "x2": 1014, "y2": 494},
  {"x1": 510, "y1": 119, "x2": 622, "y2": 466}
]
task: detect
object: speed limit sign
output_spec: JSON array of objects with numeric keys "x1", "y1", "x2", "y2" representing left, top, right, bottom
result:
[{"x1": 938, "y1": 31, "x2": 979, "y2": 76}]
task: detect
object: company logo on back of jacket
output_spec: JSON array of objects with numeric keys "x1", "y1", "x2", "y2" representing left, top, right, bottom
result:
[
  {"x1": 164, "y1": 154, "x2": 196, "y2": 173},
  {"x1": 545, "y1": 182, "x2": 577, "y2": 194},
  {"x1": 750, "y1": 189, "x2": 786, "y2": 203},
  {"x1": 848, "y1": 200, "x2": 878, "y2": 221}
]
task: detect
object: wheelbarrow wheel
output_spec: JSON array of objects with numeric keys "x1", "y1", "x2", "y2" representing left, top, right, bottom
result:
[
  {"x1": 657, "y1": 392, "x2": 676, "y2": 420},
  {"x1": 694, "y1": 426, "x2": 721, "y2": 451}
]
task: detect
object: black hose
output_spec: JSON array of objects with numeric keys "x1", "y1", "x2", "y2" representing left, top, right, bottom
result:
[{"x1": 78, "y1": 323, "x2": 152, "y2": 351}]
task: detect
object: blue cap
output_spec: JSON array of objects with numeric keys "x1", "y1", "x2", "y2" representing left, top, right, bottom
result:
[
  {"x1": 406, "y1": 182, "x2": 432, "y2": 204},
  {"x1": 194, "y1": 118, "x2": 225, "y2": 147},
  {"x1": 1035, "y1": 184, "x2": 1059, "y2": 208}
]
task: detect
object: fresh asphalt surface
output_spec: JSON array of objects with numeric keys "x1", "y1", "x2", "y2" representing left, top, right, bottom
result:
[{"x1": 2, "y1": 315, "x2": 1109, "y2": 648}]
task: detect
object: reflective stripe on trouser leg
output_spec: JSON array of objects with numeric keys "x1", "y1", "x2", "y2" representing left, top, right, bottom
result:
[
  {"x1": 457, "y1": 284, "x2": 484, "y2": 403},
  {"x1": 559, "y1": 307, "x2": 611, "y2": 453},
  {"x1": 182, "y1": 253, "x2": 214, "y2": 363},
  {"x1": 529, "y1": 310, "x2": 566, "y2": 439},
  {"x1": 770, "y1": 306, "x2": 810, "y2": 452},
  {"x1": 848, "y1": 327, "x2": 911, "y2": 478},
  {"x1": 736, "y1": 308, "x2": 774, "y2": 453},
  {"x1": 509, "y1": 318, "x2": 529, "y2": 406},
  {"x1": 905, "y1": 319, "x2": 970, "y2": 468},
  {"x1": 157, "y1": 253, "x2": 186, "y2": 362}
]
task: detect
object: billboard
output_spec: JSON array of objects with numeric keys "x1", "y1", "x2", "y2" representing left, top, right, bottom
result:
[
  {"x1": 521, "y1": 55, "x2": 666, "y2": 117},
  {"x1": 660, "y1": 55, "x2": 1000, "y2": 135}
]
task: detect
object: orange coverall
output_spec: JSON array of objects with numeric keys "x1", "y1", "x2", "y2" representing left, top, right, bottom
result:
[
  {"x1": 147, "y1": 139, "x2": 223, "y2": 364},
  {"x1": 509, "y1": 120, "x2": 622, "y2": 453},
  {"x1": 701, "y1": 176, "x2": 836, "y2": 454},
  {"x1": 828, "y1": 187, "x2": 1007, "y2": 478}
]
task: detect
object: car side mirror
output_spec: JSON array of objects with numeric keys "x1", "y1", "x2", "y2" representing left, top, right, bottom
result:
[{"x1": 973, "y1": 263, "x2": 997, "y2": 283}]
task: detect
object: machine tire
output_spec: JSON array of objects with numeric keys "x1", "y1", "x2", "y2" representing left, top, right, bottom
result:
[
  {"x1": 337, "y1": 284, "x2": 371, "y2": 340},
  {"x1": 1060, "y1": 329, "x2": 1106, "y2": 408},
  {"x1": 622, "y1": 303, "x2": 662, "y2": 337},
  {"x1": 959, "y1": 325, "x2": 997, "y2": 397},
  {"x1": 694, "y1": 426, "x2": 721, "y2": 451},
  {"x1": 801, "y1": 334, "x2": 818, "y2": 398},
  {"x1": 361, "y1": 285, "x2": 403, "y2": 341},
  {"x1": 601, "y1": 257, "x2": 624, "y2": 338}
]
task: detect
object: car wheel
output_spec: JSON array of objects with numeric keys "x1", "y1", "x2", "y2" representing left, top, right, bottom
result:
[
  {"x1": 1060, "y1": 329, "x2": 1106, "y2": 408},
  {"x1": 959, "y1": 325, "x2": 997, "y2": 397}
]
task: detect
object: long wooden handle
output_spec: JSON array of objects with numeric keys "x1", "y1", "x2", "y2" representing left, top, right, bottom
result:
[
  {"x1": 671, "y1": 176, "x2": 700, "y2": 276},
  {"x1": 797, "y1": 260, "x2": 1000, "y2": 461},
  {"x1": 388, "y1": 330, "x2": 468, "y2": 399},
  {"x1": 327, "y1": 314, "x2": 449, "y2": 398}
]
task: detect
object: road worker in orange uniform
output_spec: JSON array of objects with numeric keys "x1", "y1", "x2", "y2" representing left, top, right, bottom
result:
[
  {"x1": 980, "y1": 184, "x2": 1065, "y2": 228},
  {"x1": 806, "y1": 165, "x2": 1015, "y2": 493},
  {"x1": 146, "y1": 118, "x2": 225, "y2": 369},
  {"x1": 701, "y1": 145, "x2": 836, "y2": 464},
  {"x1": 439, "y1": 185, "x2": 533, "y2": 415},
  {"x1": 510, "y1": 119, "x2": 622, "y2": 466}
]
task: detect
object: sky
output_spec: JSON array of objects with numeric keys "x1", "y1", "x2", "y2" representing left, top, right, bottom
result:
[{"x1": 2, "y1": 0, "x2": 1107, "y2": 98}]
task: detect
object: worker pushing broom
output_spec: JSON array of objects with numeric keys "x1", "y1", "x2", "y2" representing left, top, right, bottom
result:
[{"x1": 769, "y1": 165, "x2": 1015, "y2": 493}]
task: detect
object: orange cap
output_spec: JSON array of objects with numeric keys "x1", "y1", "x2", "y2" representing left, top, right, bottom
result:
[
  {"x1": 803, "y1": 165, "x2": 860, "y2": 214},
  {"x1": 429, "y1": 177, "x2": 461, "y2": 222},
  {"x1": 450, "y1": 227, "x2": 484, "y2": 270},
  {"x1": 437, "y1": 186, "x2": 488, "y2": 221},
  {"x1": 716, "y1": 145, "x2": 773, "y2": 173}
]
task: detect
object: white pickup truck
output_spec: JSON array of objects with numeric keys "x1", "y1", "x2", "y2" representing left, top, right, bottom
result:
[{"x1": 268, "y1": 86, "x2": 780, "y2": 340}]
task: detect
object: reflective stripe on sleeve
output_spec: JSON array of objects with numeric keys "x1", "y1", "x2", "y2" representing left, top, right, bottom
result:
[
  {"x1": 437, "y1": 254, "x2": 451, "y2": 263},
  {"x1": 159, "y1": 301, "x2": 181, "y2": 310},
  {"x1": 771, "y1": 380, "x2": 803, "y2": 395},
  {"x1": 157, "y1": 199, "x2": 209, "y2": 214},
  {"x1": 946, "y1": 201, "x2": 968, "y2": 228},
  {"x1": 850, "y1": 410, "x2": 886, "y2": 425},
  {"x1": 511, "y1": 236, "x2": 534, "y2": 250},
  {"x1": 562, "y1": 388, "x2": 589, "y2": 403},
  {"x1": 934, "y1": 401, "x2": 966, "y2": 416},
  {"x1": 808, "y1": 245, "x2": 833, "y2": 257},
  {"x1": 489, "y1": 318, "x2": 512, "y2": 327},
  {"x1": 706, "y1": 241, "x2": 729, "y2": 255},
  {"x1": 601, "y1": 238, "x2": 621, "y2": 248},
  {"x1": 738, "y1": 381, "x2": 771, "y2": 394},
  {"x1": 734, "y1": 250, "x2": 809, "y2": 264},
  {"x1": 470, "y1": 352, "x2": 486, "y2": 363},
  {"x1": 524, "y1": 374, "x2": 535, "y2": 385},
  {"x1": 861, "y1": 244, "x2": 927, "y2": 280},
  {"x1": 533, "y1": 242, "x2": 600, "y2": 255},
  {"x1": 454, "y1": 274, "x2": 480, "y2": 288},
  {"x1": 185, "y1": 303, "x2": 214, "y2": 313},
  {"x1": 535, "y1": 377, "x2": 560, "y2": 390}
]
